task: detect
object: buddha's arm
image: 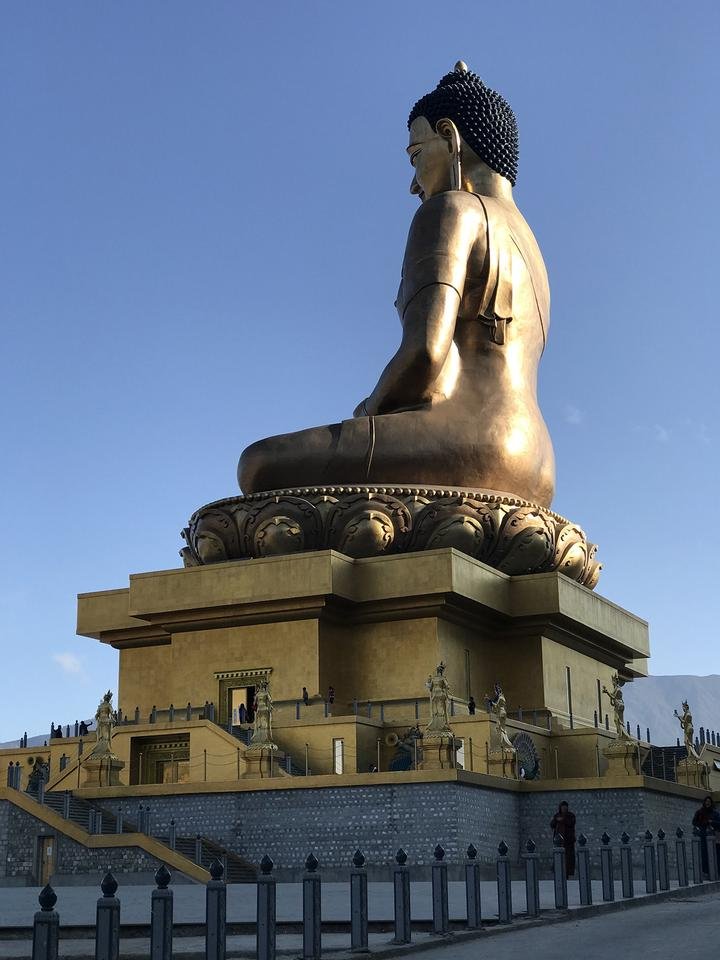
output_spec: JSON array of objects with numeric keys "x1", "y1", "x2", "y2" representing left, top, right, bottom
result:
[{"x1": 357, "y1": 193, "x2": 481, "y2": 416}]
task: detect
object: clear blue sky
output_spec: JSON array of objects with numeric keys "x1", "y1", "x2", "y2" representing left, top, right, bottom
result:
[{"x1": 1, "y1": 2, "x2": 718, "y2": 741}]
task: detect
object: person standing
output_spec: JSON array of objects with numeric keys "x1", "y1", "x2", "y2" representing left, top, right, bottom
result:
[
  {"x1": 328, "y1": 685, "x2": 335, "y2": 706},
  {"x1": 692, "y1": 796, "x2": 720, "y2": 876},
  {"x1": 302, "y1": 686, "x2": 309, "y2": 706},
  {"x1": 550, "y1": 800, "x2": 577, "y2": 877},
  {"x1": 468, "y1": 696, "x2": 476, "y2": 715}
]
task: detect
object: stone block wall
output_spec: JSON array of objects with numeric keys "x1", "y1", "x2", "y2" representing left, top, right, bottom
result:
[
  {"x1": 2, "y1": 780, "x2": 707, "y2": 883},
  {"x1": 0, "y1": 800, "x2": 163, "y2": 885},
  {"x1": 103, "y1": 784, "x2": 471, "y2": 878},
  {"x1": 0, "y1": 801, "x2": 9, "y2": 879},
  {"x1": 522, "y1": 787, "x2": 699, "y2": 876},
  {"x1": 109, "y1": 782, "x2": 701, "y2": 879},
  {"x1": 456, "y1": 783, "x2": 520, "y2": 865}
]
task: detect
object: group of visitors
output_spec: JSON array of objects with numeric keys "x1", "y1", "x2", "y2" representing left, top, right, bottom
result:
[
  {"x1": 234, "y1": 702, "x2": 255, "y2": 724},
  {"x1": 49, "y1": 720, "x2": 90, "y2": 739},
  {"x1": 301, "y1": 686, "x2": 335, "y2": 706}
]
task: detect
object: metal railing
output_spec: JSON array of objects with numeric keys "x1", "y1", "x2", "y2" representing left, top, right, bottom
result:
[{"x1": 26, "y1": 825, "x2": 719, "y2": 960}]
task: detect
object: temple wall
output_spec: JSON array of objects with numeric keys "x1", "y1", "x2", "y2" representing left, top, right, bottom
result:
[
  {"x1": 317, "y1": 618, "x2": 441, "y2": 708},
  {"x1": 541, "y1": 638, "x2": 617, "y2": 727},
  {"x1": 82, "y1": 551, "x2": 651, "y2": 737},
  {"x1": 66, "y1": 778, "x2": 703, "y2": 881},
  {"x1": 0, "y1": 800, "x2": 163, "y2": 885},
  {"x1": 118, "y1": 619, "x2": 320, "y2": 718}
]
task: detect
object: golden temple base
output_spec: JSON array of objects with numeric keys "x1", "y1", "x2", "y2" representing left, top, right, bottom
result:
[
  {"x1": 487, "y1": 748, "x2": 517, "y2": 779},
  {"x1": 602, "y1": 739, "x2": 641, "y2": 777},
  {"x1": 676, "y1": 758, "x2": 709, "y2": 789},
  {"x1": 242, "y1": 745, "x2": 280, "y2": 780},
  {"x1": 71, "y1": 548, "x2": 651, "y2": 789},
  {"x1": 418, "y1": 736, "x2": 456, "y2": 770},
  {"x1": 81, "y1": 756, "x2": 125, "y2": 788}
]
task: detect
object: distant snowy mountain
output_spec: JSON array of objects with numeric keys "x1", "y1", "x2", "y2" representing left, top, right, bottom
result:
[
  {"x1": 623, "y1": 675, "x2": 720, "y2": 745},
  {"x1": 0, "y1": 733, "x2": 48, "y2": 750}
]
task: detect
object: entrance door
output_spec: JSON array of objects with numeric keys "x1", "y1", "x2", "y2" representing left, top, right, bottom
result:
[
  {"x1": 230, "y1": 686, "x2": 256, "y2": 725},
  {"x1": 39, "y1": 836, "x2": 55, "y2": 886}
]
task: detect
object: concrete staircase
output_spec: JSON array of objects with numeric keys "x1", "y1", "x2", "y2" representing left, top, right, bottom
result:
[{"x1": 13, "y1": 786, "x2": 256, "y2": 883}]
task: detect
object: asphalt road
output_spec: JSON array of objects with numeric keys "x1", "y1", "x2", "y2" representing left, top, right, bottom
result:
[{"x1": 415, "y1": 888, "x2": 720, "y2": 960}]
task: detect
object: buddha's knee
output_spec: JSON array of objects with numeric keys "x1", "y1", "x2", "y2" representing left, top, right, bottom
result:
[
  {"x1": 237, "y1": 437, "x2": 280, "y2": 494},
  {"x1": 237, "y1": 423, "x2": 341, "y2": 494}
]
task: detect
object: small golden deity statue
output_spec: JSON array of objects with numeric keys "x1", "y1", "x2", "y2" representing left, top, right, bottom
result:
[
  {"x1": 82, "y1": 690, "x2": 125, "y2": 787},
  {"x1": 486, "y1": 681, "x2": 514, "y2": 752},
  {"x1": 90, "y1": 690, "x2": 118, "y2": 758},
  {"x1": 674, "y1": 700, "x2": 700, "y2": 760},
  {"x1": 420, "y1": 662, "x2": 456, "y2": 770},
  {"x1": 249, "y1": 679, "x2": 275, "y2": 748},
  {"x1": 603, "y1": 674, "x2": 631, "y2": 740},
  {"x1": 424, "y1": 662, "x2": 452, "y2": 737},
  {"x1": 239, "y1": 62, "x2": 553, "y2": 506},
  {"x1": 243, "y1": 679, "x2": 279, "y2": 779}
]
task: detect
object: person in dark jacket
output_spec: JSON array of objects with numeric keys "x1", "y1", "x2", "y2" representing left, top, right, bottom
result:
[
  {"x1": 692, "y1": 795, "x2": 720, "y2": 876},
  {"x1": 550, "y1": 800, "x2": 577, "y2": 877}
]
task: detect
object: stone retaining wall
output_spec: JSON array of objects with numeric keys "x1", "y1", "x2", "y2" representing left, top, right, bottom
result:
[
  {"x1": 0, "y1": 801, "x2": 162, "y2": 885},
  {"x1": 97, "y1": 781, "x2": 701, "y2": 880},
  {"x1": 1, "y1": 781, "x2": 705, "y2": 883}
]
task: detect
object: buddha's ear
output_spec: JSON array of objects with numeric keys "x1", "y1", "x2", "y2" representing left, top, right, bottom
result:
[
  {"x1": 435, "y1": 118, "x2": 462, "y2": 191},
  {"x1": 435, "y1": 118, "x2": 461, "y2": 152}
]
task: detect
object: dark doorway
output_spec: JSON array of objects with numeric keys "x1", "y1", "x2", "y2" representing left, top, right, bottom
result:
[{"x1": 230, "y1": 685, "x2": 256, "y2": 725}]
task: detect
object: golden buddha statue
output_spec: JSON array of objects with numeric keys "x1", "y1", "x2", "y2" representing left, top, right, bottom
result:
[
  {"x1": 184, "y1": 64, "x2": 598, "y2": 587},
  {"x1": 239, "y1": 62, "x2": 554, "y2": 507}
]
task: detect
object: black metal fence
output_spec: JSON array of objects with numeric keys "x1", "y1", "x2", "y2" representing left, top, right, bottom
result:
[{"x1": 26, "y1": 826, "x2": 720, "y2": 960}]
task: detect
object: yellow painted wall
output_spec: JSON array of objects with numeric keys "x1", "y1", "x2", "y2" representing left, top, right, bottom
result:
[
  {"x1": 541, "y1": 638, "x2": 617, "y2": 728},
  {"x1": 0, "y1": 748, "x2": 48, "y2": 791},
  {"x1": 119, "y1": 620, "x2": 320, "y2": 718},
  {"x1": 317, "y1": 617, "x2": 440, "y2": 708},
  {"x1": 552, "y1": 728, "x2": 617, "y2": 778},
  {"x1": 437, "y1": 621, "x2": 550, "y2": 715}
]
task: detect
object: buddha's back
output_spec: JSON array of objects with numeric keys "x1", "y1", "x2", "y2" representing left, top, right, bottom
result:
[{"x1": 356, "y1": 192, "x2": 554, "y2": 506}]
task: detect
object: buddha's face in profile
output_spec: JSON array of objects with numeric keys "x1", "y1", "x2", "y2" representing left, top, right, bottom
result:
[{"x1": 407, "y1": 116, "x2": 455, "y2": 202}]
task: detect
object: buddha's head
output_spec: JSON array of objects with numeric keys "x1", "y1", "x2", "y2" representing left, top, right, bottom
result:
[{"x1": 407, "y1": 62, "x2": 518, "y2": 201}]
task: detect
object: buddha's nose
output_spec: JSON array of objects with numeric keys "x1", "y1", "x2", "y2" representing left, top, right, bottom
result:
[{"x1": 410, "y1": 175, "x2": 420, "y2": 196}]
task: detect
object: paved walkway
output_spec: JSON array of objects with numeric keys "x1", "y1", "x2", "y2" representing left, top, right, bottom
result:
[
  {"x1": 1, "y1": 887, "x2": 718, "y2": 958},
  {"x1": 0, "y1": 878, "x2": 672, "y2": 926}
]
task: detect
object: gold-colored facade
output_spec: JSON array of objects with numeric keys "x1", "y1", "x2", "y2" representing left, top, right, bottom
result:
[
  {"x1": 3, "y1": 548, "x2": 719, "y2": 803},
  {"x1": 56, "y1": 548, "x2": 654, "y2": 787}
]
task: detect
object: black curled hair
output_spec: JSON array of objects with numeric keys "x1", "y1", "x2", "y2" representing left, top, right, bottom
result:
[{"x1": 408, "y1": 68, "x2": 519, "y2": 186}]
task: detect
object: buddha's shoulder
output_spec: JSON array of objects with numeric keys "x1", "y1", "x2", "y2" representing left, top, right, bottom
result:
[
  {"x1": 417, "y1": 190, "x2": 486, "y2": 215},
  {"x1": 410, "y1": 191, "x2": 486, "y2": 230}
]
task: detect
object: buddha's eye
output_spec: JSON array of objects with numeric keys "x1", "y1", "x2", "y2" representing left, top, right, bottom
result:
[{"x1": 410, "y1": 150, "x2": 420, "y2": 167}]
